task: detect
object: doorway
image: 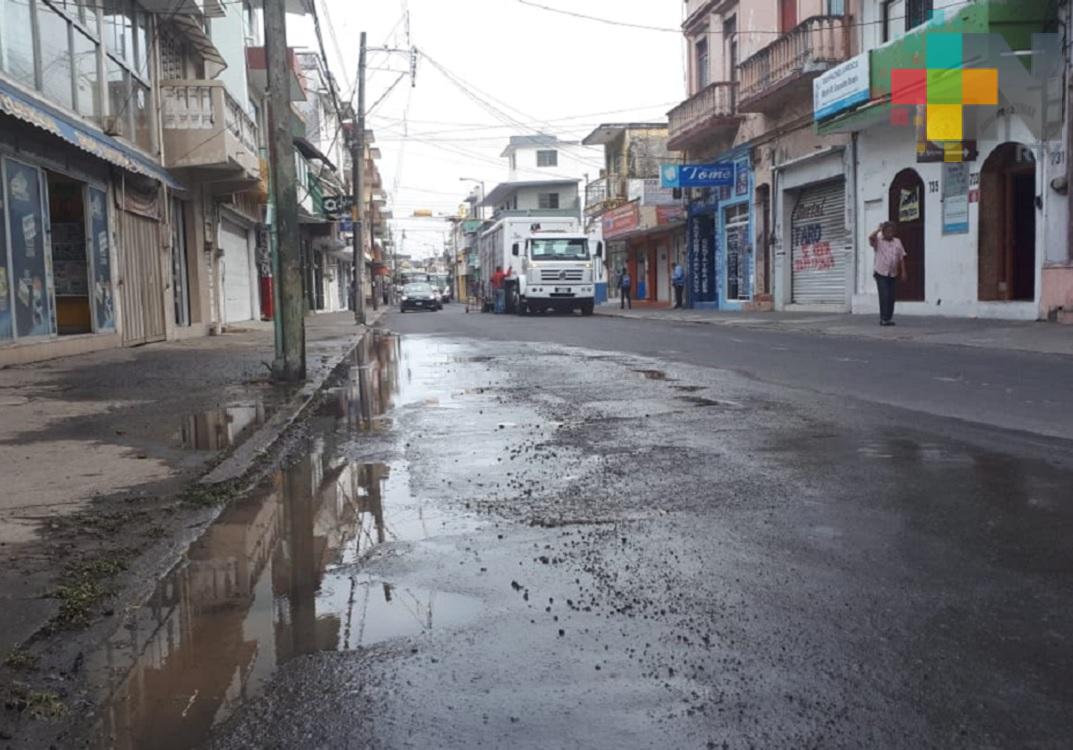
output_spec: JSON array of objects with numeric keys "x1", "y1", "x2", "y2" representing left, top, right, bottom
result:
[
  {"x1": 47, "y1": 173, "x2": 92, "y2": 335},
  {"x1": 978, "y1": 143, "x2": 1036, "y2": 301},
  {"x1": 889, "y1": 169, "x2": 926, "y2": 301}
]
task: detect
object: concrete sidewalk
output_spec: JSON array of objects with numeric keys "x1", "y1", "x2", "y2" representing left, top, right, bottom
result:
[
  {"x1": 597, "y1": 305, "x2": 1073, "y2": 357},
  {"x1": 0, "y1": 310, "x2": 380, "y2": 653}
]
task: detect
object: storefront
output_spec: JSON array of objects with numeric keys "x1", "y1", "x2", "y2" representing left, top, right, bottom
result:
[
  {"x1": 220, "y1": 215, "x2": 257, "y2": 324},
  {"x1": 686, "y1": 148, "x2": 754, "y2": 310},
  {"x1": 1, "y1": 81, "x2": 180, "y2": 365},
  {"x1": 603, "y1": 201, "x2": 686, "y2": 306},
  {"x1": 774, "y1": 148, "x2": 854, "y2": 310}
]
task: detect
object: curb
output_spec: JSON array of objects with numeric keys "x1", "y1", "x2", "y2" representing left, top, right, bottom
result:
[{"x1": 201, "y1": 308, "x2": 386, "y2": 486}]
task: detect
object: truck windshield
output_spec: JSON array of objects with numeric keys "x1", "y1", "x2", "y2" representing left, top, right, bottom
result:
[{"x1": 530, "y1": 239, "x2": 589, "y2": 261}]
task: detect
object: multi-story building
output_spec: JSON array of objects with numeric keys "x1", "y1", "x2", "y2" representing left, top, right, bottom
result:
[
  {"x1": 583, "y1": 123, "x2": 683, "y2": 306},
  {"x1": 670, "y1": 0, "x2": 858, "y2": 311},
  {"x1": 818, "y1": 0, "x2": 1070, "y2": 321}
]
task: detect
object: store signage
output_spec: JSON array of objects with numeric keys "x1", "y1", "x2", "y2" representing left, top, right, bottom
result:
[
  {"x1": 942, "y1": 162, "x2": 970, "y2": 234},
  {"x1": 656, "y1": 205, "x2": 685, "y2": 225},
  {"x1": 322, "y1": 195, "x2": 354, "y2": 216},
  {"x1": 814, "y1": 53, "x2": 870, "y2": 121},
  {"x1": 660, "y1": 162, "x2": 734, "y2": 189},
  {"x1": 602, "y1": 202, "x2": 641, "y2": 239},
  {"x1": 628, "y1": 178, "x2": 677, "y2": 206}
]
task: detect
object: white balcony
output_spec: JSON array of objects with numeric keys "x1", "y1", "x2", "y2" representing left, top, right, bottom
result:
[{"x1": 160, "y1": 81, "x2": 259, "y2": 180}]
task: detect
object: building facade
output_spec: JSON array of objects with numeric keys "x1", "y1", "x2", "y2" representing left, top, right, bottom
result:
[{"x1": 670, "y1": 0, "x2": 860, "y2": 311}]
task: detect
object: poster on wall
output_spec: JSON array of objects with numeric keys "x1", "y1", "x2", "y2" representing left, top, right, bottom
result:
[
  {"x1": 87, "y1": 187, "x2": 115, "y2": 331},
  {"x1": 735, "y1": 159, "x2": 749, "y2": 196},
  {"x1": 688, "y1": 214, "x2": 717, "y2": 304},
  {"x1": 3, "y1": 159, "x2": 52, "y2": 338},
  {"x1": 898, "y1": 187, "x2": 921, "y2": 223},
  {"x1": 942, "y1": 162, "x2": 970, "y2": 235}
]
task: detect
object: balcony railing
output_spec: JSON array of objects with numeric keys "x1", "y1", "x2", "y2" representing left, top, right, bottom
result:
[
  {"x1": 738, "y1": 15, "x2": 850, "y2": 112},
  {"x1": 585, "y1": 178, "x2": 608, "y2": 209},
  {"x1": 667, "y1": 81, "x2": 739, "y2": 151},
  {"x1": 161, "y1": 81, "x2": 259, "y2": 178}
]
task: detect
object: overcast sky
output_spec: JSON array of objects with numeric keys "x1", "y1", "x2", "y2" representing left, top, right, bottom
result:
[{"x1": 290, "y1": 0, "x2": 684, "y2": 259}]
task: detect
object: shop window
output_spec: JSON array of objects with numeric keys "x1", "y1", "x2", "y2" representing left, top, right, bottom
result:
[
  {"x1": 538, "y1": 193, "x2": 559, "y2": 210},
  {"x1": 2, "y1": 159, "x2": 53, "y2": 339},
  {"x1": 537, "y1": 150, "x2": 558, "y2": 168},
  {"x1": 1, "y1": 0, "x2": 36, "y2": 88}
]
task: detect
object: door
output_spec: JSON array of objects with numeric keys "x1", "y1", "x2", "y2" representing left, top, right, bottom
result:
[
  {"x1": 657, "y1": 245, "x2": 670, "y2": 304},
  {"x1": 118, "y1": 209, "x2": 166, "y2": 346},
  {"x1": 220, "y1": 219, "x2": 254, "y2": 323},
  {"x1": 780, "y1": 0, "x2": 798, "y2": 32},
  {"x1": 791, "y1": 181, "x2": 848, "y2": 305},
  {"x1": 171, "y1": 198, "x2": 190, "y2": 327},
  {"x1": 724, "y1": 203, "x2": 750, "y2": 301},
  {"x1": 889, "y1": 169, "x2": 926, "y2": 301},
  {"x1": 978, "y1": 143, "x2": 1036, "y2": 301}
]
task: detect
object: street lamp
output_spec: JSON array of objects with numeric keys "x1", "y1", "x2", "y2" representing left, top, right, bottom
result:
[{"x1": 458, "y1": 177, "x2": 486, "y2": 220}]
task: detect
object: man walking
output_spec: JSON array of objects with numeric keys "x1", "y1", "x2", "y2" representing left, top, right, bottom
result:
[
  {"x1": 672, "y1": 263, "x2": 686, "y2": 309},
  {"x1": 619, "y1": 268, "x2": 632, "y2": 310},
  {"x1": 869, "y1": 222, "x2": 908, "y2": 326}
]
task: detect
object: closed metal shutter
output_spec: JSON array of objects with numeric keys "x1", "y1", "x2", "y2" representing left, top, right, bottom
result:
[
  {"x1": 790, "y1": 180, "x2": 848, "y2": 305},
  {"x1": 220, "y1": 219, "x2": 254, "y2": 323}
]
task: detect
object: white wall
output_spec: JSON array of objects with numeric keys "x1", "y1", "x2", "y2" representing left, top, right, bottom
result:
[
  {"x1": 210, "y1": 5, "x2": 253, "y2": 112},
  {"x1": 501, "y1": 184, "x2": 580, "y2": 213},
  {"x1": 851, "y1": 112, "x2": 1063, "y2": 320},
  {"x1": 507, "y1": 142, "x2": 603, "y2": 184}
]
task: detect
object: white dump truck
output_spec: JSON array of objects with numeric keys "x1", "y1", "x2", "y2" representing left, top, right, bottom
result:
[{"x1": 478, "y1": 216, "x2": 602, "y2": 316}]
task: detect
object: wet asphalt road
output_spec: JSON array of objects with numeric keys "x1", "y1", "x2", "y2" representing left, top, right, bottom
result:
[{"x1": 98, "y1": 305, "x2": 1073, "y2": 750}]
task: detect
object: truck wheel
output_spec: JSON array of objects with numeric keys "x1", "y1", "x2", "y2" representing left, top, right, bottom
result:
[{"x1": 581, "y1": 301, "x2": 594, "y2": 316}]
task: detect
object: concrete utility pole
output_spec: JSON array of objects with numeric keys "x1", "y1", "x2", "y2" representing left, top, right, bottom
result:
[
  {"x1": 351, "y1": 32, "x2": 368, "y2": 325},
  {"x1": 264, "y1": 0, "x2": 305, "y2": 381}
]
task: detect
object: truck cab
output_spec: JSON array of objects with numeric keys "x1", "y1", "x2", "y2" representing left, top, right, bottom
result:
[{"x1": 512, "y1": 232, "x2": 602, "y2": 316}]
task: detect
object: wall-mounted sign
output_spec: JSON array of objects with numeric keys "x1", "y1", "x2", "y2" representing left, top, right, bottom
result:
[
  {"x1": 660, "y1": 162, "x2": 735, "y2": 189},
  {"x1": 602, "y1": 202, "x2": 641, "y2": 239},
  {"x1": 814, "y1": 53, "x2": 870, "y2": 121},
  {"x1": 899, "y1": 186, "x2": 921, "y2": 223},
  {"x1": 322, "y1": 195, "x2": 354, "y2": 217},
  {"x1": 656, "y1": 205, "x2": 685, "y2": 225},
  {"x1": 942, "y1": 162, "x2": 970, "y2": 234},
  {"x1": 628, "y1": 178, "x2": 677, "y2": 206}
]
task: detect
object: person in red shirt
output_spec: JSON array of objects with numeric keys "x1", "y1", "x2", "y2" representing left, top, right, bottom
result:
[{"x1": 490, "y1": 265, "x2": 511, "y2": 313}]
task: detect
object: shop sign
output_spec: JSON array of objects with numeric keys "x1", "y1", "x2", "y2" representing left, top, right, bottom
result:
[
  {"x1": 628, "y1": 178, "x2": 677, "y2": 206},
  {"x1": 657, "y1": 206, "x2": 685, "y2": 225},
  {"x1": 602, "y1": 202, "x2": 641, "y2": 239},
  {"x1": 322, "y1": 195, "x2": 354, "y2": 217},
  {"x1": 661, "y1": 162, "x2": 734, "y2": 189},
  {"x1": 942, "y1": 162, "x2": 970, "y2": 234},
  {"x1": 814, "y1": 53, "x2": 870, "y2": 121}
]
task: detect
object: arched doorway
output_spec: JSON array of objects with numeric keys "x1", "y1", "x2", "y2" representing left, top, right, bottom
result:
[
  {"x1": 889, "y1": 169, "x2": 926, "y2": 301},
  {"x1": 979, "y1": 143, "x2": 1036, "y2": 301}
]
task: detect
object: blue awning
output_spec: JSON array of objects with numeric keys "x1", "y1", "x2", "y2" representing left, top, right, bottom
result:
[{"x1": 0, "y1": 79, "x2": 183, "y2": 190}]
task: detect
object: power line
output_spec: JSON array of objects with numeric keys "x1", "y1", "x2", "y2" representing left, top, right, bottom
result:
[{"x1": 515, "y1": 0, "x2": 679, "y2": 33}]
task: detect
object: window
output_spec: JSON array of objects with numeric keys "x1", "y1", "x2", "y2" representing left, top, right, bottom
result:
[
  {"x1": 695, "y1": 37, "x2": 710, "y2": 90},
  {"x1": 73, "y1": 29, "x2": 100, "y2": 118},
  {"x1": 1, "y1": 0, "x2": 36, "y2": 88},
  {"x1": 883, "y1": 0, "x2": 932, "y2": 41},
  {"x1": 538, "y1": 193, "x2": 560, "y2": 210},
  {"x1": 723, "y1": 17, "x2": 737, "y2": 84},
  {"x1": 537, "y1": 150, "x2": 558, "y2": 168},
  {"x1": 779, "y1": 0, "x2": 797, "y2": 33},
  {"x1": 827, "y1": 0, "x2": 846, "y2": 14},
  {"x1": 37, "y1": 1, "x2": 75, "y2": 110}
]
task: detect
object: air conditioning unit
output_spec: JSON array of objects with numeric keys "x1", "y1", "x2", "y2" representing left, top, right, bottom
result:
[{"x1": 101, "y1": 116, "x2": 123, "y2": 137}]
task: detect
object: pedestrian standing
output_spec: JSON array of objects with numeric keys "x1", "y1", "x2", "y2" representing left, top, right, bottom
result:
[
  {"x1": 672, "y1": 263, "x2": 686, "y2": 309},
  {"x1": 491, "y1": 265, "x2": 511, "y2": 314},
  {"x1": 869, "y1": 221, "x2": 908, "y2": 326},
  {"x1": 619, "y1": 268, "x2": 632, "y2": 310}
]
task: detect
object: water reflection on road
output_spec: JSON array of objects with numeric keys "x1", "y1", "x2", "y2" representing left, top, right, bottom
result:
[{"x1": 88, "y1": 334, "x2": 480, "y2": 750}]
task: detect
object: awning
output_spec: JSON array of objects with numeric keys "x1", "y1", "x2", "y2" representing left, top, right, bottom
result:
[
  {"x1": 293, "y1": 136, "x2": 337, "y2": 171},
  {"x1": 166, "y1": 17, "x2": 227, "y2": 78},
  {"x1": 0, "y1": 79, "x2": 183, "y2": 189}
]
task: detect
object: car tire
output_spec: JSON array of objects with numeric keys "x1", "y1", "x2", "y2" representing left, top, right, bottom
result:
[{"x1": 581, "y1": 301, "x2": 594, "y2": 316}]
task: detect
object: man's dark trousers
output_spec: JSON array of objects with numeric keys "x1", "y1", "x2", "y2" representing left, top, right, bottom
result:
[
  {"x1": 620, "y1": 289, "x2": 632, "y2": 310},
  {"x1": 674, "y1": 285, "x2": 684, "y2": 308},
  {"x1": 874, "y1": 273, "x2": 896, "y2": 323}
]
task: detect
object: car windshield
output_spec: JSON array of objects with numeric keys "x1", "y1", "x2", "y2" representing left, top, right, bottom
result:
[
  {"x1": 405, "y1": 283, "x2": 433, "y2": 294},
  {"x1": 431, "y1": 276, "x2": 447, "y2": 287},
  {"x1": 530, "y1": 239, "x2": 589, "y2": 261}
]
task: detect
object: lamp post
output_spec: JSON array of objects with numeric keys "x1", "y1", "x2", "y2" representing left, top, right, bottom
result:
[{"x1": 458, "y1": 177, "x2": 486, "y2": 220}]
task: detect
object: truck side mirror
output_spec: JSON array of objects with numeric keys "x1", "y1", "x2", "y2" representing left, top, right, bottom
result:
[
  {"x1": 596, "y1": 242, "x2": 604, "y2": 258},
  {"x1": 512, "y1": 243, "x2": 520, "y2": 257}
]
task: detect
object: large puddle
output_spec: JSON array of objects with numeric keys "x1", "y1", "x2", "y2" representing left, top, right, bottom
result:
[{"x1": 88, "y1": 334, "x2": 483, "y2": 750}]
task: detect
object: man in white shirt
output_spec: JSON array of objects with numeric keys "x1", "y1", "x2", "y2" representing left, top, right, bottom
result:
[{"x1": 869, "y1": 222, "x2": 908, "y2": 327}]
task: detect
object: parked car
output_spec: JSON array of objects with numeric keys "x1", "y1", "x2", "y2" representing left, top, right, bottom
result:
[{"x1": 399, "y1": 282, "x2": 442, "y2": 312}]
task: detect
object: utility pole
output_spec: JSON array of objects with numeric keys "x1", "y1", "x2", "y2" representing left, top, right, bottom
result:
[
  {"x1": 351, "y1": 32, "x2": 368, "y2": 325},
  {"x1": 265, "y1": 0, "x2": 305, "y2": 381}
]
